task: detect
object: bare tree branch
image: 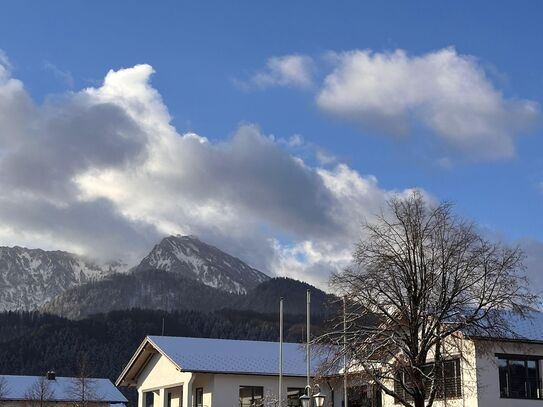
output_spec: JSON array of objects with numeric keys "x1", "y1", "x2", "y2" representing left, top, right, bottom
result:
[{"x1": 317, "y1": 191, "x2": 536, "y2": 407}]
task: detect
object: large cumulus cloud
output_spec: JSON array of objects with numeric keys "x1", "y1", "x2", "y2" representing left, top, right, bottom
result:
[
  {"x1": 0, "y1": 59, "x2": 414, "y2": 285},
  {"x1": 317, "y1": 47, "x2": 540, "y2": 160}
]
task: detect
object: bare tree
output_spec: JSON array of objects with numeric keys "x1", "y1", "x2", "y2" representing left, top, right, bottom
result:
[
  {"x1": 67, "y1": 356, "x2": 99, "y2": 407},
  {"x1": 24, "y1": 376, "x2": 55, "y2": 407},
  {"x1": 319, "y1": 191, "x2": 536, "y2": 407}
]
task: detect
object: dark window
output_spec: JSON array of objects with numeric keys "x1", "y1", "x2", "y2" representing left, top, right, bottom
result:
[
  {"x1": 167, "y1": 392, "x2": 172, "y2": 407},
  {"x1": 498, "y1": 356, "x2": 541, "y2": 399},
  {"x1": 394, "y1": 359, "x2": 462, "y2": 402},
  {"x1": 239, "y1": 386, "x2": 264, "y2": 407},
  {"x1": 346, "y1": 386, "x2": 382, "y2": 407},
  {"x1": 195, "y1": 388, "x2": 203, "y2": 407},
  {"x1": 144, "y1": 392, "x2": 155, "y2": 407},
  {"x1": 287, "y1": 388, "x2": 305, "y2": 407}
]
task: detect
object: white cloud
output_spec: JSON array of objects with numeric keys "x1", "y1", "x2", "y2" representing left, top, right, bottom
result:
[
  {"x1": 317, "y1": 47, "x2": 540, "y2": 160},
  {"x1": 237, "y1": 54, "x2": 314, "y2": 90},
  {"x1": 0, "y1": 57, "x2": 420, "y2": 286}
]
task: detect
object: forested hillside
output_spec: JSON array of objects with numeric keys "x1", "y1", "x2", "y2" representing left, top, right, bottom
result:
[
  {"x1": 43, "y1": 273, "x2": 334, "y2": 319},
  {"x1": 0, "y1": 308, "x2": 324, "y2": 405}
]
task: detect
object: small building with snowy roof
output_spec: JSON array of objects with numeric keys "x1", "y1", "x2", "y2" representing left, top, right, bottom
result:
[
  {"x1": 116, "y1": 336, "x2": 337, "y2": 407},
  {"x1": 0, "y1": 372, "x2": 127, "y2": 407}
]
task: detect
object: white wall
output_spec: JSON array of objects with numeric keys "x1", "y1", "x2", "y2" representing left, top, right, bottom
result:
[
  {"x1": 380, "y1": 338, "x2": 479, "y2": 407},
  {"x1": 211, "y1": 374, "x2": 328, "y2": 407},
  {"x1": 136, "y1": 353, "x2": 193, "y2": 407}
]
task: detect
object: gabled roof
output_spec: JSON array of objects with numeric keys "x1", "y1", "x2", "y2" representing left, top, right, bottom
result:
[
  {"x1": 117, "y1": 336, "x2": 326, "y2": 386},
  {"x1": 0, "y1": 375, "x2": 127, "y2": 403}
]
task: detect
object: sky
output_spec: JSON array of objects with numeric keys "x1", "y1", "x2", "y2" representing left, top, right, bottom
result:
[{"x1": 0, "y1": 1, "x2": 542, "y2": 289}]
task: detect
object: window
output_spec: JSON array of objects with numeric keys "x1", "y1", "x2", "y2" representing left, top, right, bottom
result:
[
  {"x1": 194, "y1": 388, "x2": 203, "y2": 407},
  {"x1": 394, "y1": 359, "x2": 462, "y2": 401},
  {"x1": 144, "y1": 392, "x2": 155, "y2": 407},
  {"x1": 287, "y1": 388, "x2": 305, "y2": 407},
  {"x1": 498, "y1": 356, "x2": 541, "y2": 399},
  {"x1": 167, "y1": 392, "x2": 172, "y2": 407},
  {"x1": 346, "y1": 386, "x2": 382, "y2": 407},
  {"x1": 239, "y1": 386, "x2": 264, "y2": 407}
]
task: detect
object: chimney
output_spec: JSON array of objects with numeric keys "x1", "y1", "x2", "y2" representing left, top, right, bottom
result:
[{"x1": 46, "y1": 371, "x2": 56, "y2": 380}]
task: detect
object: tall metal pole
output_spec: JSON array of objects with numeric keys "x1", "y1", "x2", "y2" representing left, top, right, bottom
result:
[
  {"x1": 343, "y1": 296, "x2": 348, "y2": 407},
  {"x1": 306, "y1": 289, "x2": 311, "y2": 388},
  {"x1": 279, "y1": 297, "x2": 283, "y2": 407}
]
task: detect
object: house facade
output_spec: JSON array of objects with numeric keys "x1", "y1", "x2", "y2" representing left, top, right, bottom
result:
[
  {"x1": 379, "y1": 312, "x2": 543, "y2": 407},
  {"x1": 116, "y1": 336, "x2": 341, "y2": 407},
  {"x1": 118, "y1": 315, "x2": 543, "y2": 407},
  {"x1": 0, "y1": 373, "x2": 127, "y2": 407}
]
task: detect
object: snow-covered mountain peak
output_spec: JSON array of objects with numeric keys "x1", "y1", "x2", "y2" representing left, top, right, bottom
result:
[{"x1": 134, "y1": 235, "x2": 270, "y2": 294}]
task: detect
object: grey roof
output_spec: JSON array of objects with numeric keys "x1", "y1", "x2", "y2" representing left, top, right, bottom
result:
[
  {"x1": 461, "y1": 311, "x2": 543, "y2": 343},
  {"x1": 499, "y1": 311, "x2": 543, "y2": 342},
  {"x1": 148, "y1": 336, "x2": 326, "y2": 376},
  {"x1": 0, "y1": 375, "x2": 127, "y2": 403}
]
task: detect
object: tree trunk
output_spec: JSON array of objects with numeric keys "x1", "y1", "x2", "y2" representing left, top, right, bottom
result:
[{"x1": 414, "y1": 397, "x2": 425, "y2": 407}]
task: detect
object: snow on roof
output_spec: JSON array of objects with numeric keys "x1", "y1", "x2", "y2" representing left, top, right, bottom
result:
[
  {"x1": 0, "y1": 375, "x2": 127, "y2": 403},
  {"x1": 497, "y1": 311, "x2": 543, "y2": 342},
  {"x1": 148, "y1": 336, "x2": 326, "y2": 376},
  {"x1": 461, "y1": 311, "x2": 543, "y2": 343}
]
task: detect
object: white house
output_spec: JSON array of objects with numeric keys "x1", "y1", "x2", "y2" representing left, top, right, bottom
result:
[
  {"x1": 117, "y1": 313, "x2": 543, "y2": 407},
  {"x1": 115, "y1": 336, "x2": 339, "y2": 407},
  {"x1": 0, "y1": 372, "x2": 127, "y2": 407},
  {"x1": 377, "y1": 312, "x2": 543, "y2": 407}
]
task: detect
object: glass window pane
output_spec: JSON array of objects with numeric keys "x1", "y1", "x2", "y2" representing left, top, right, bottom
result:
[
  {"x1": 498, "y1": 358, "x2": 509, "y2": 397},
  {"x1": 253, "y1": 387, "x2": 264, "y2": 406},
  {"x1": 239, "y1": 387, "x2": 253, "y2": 407},
  {"x1": 287, "y1": 388, "x2": 304, "y2": 407},
  {"x1": 509, "y1": 360, "x2": 527, "y2": 398},
  {"x1": 145, "y1": 392, "x2": 154, "y2": 407}
]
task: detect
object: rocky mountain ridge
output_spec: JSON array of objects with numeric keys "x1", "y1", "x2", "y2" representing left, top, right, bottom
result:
[
  {"x1": 0, "y1": 235, "x2": 271, "y2": 311},
  {"x1": 0, "y1": 246, "x2": 126, "y2": 311}
]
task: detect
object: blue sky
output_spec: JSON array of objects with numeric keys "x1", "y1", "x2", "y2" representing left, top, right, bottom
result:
[{"x1": 0, "y1": 1, "x2": 542, "y2": 286}]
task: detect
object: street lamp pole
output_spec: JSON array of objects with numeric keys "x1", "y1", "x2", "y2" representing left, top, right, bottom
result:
[{"x1": 300, "y1": 290, "x2": 326, "y2": 407}]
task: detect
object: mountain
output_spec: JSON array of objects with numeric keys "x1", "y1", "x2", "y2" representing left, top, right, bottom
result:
[
  {"x1": 133, "y1": 235, "x2": 270, "y2": 294},
  {"x1": 42, "y1": 269, "x2": 239, "y2": 319},
  {"x1": 0, "y1": 246, "x2": 125, "y2": 311},
  {"x1": 233, "y1": 277, "x2": 336, "y2": 317}
]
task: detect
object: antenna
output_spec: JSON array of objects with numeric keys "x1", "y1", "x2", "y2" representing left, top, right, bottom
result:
[{"x1": 161, "y1": 317, "x2": 165, "y2": 336}]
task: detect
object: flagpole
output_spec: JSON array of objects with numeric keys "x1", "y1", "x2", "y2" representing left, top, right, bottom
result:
[
  {"x1": 306, "y1": 289, "x2": 311, "y2": 388},
  {"x1": 279, "y1": 297, "x2": 284, "y2": 407},
  {"x1": 343, "y1": 296, "x2": 348, "y2": 407}
]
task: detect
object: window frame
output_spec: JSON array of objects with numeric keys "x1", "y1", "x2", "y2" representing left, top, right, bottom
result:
[
  {"x1": 286, "y1": 388, "x2": 305, "y2": 407},
  {"x1": 194, "y1": 387, "x2": 204, "y2": 407},
  {"x1": 393, "y1": 358, "x2": 462, "y2": 402},
  {"x1": 497, "y1": 354, "x2": 542, "y2": 400},
  {"x1": 239, "y1": 386, "x2": 264, "y2": 407},
  {"x1": 144, "y1": 391, "x2": 155, "y2": 407}
]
